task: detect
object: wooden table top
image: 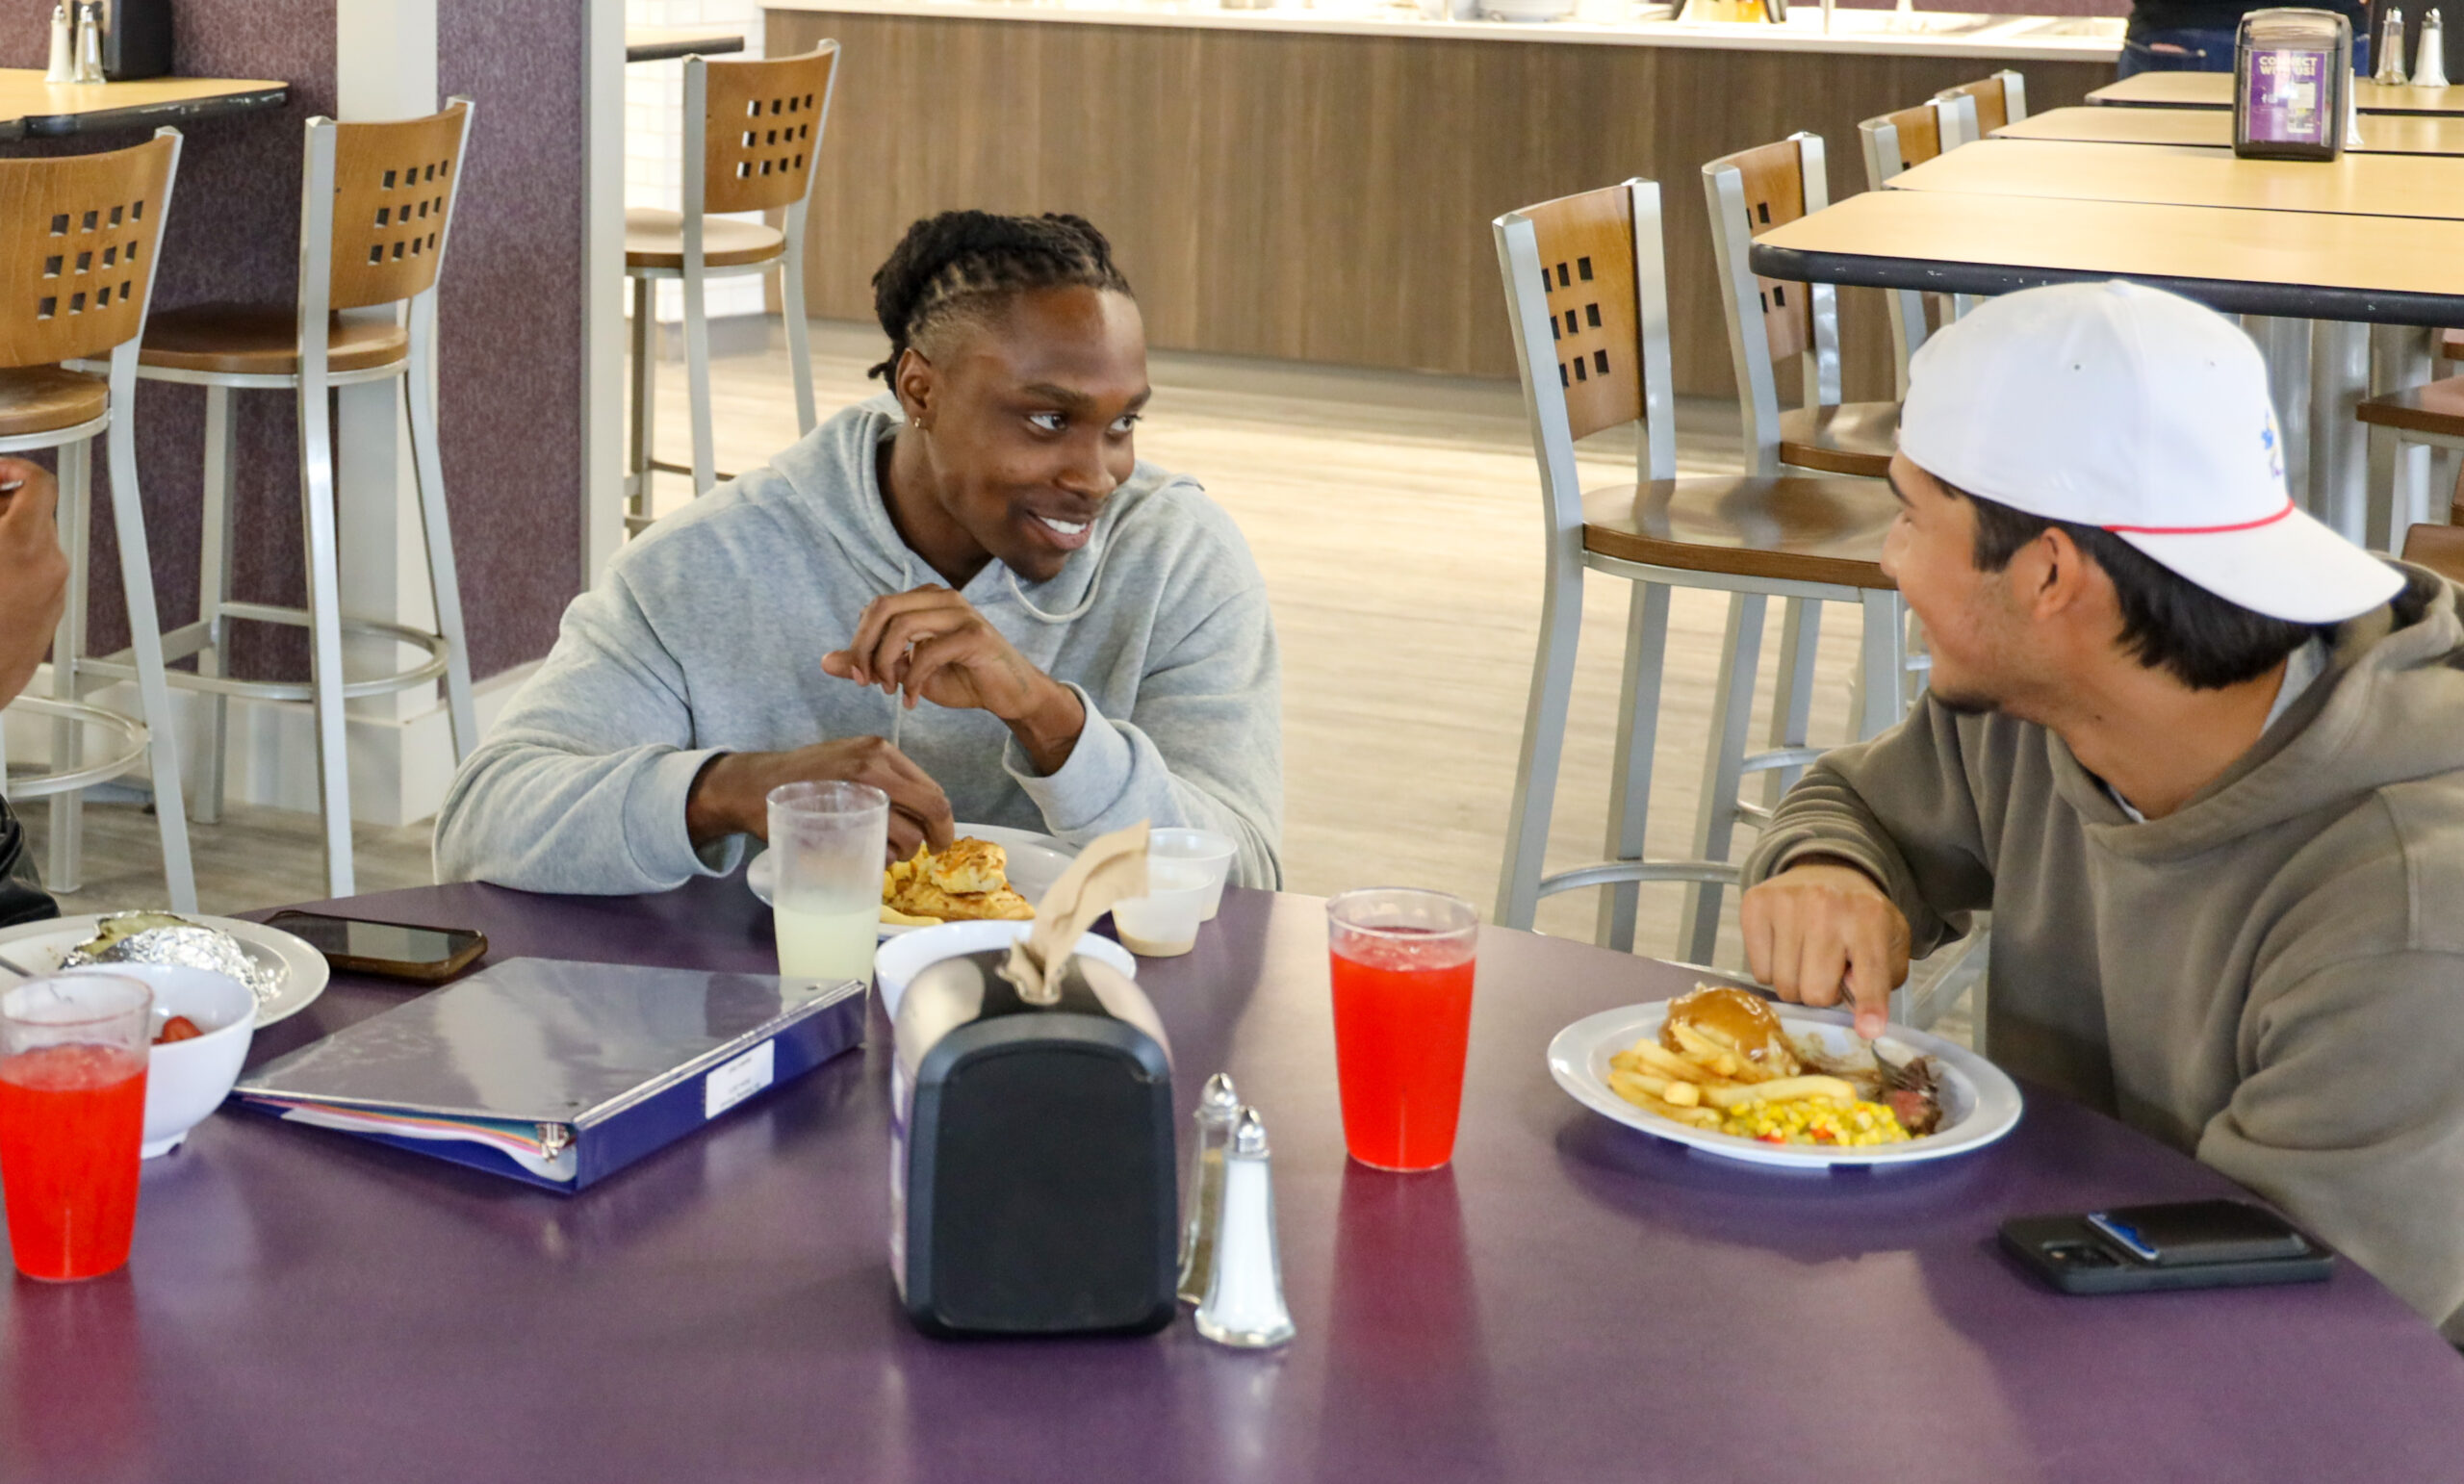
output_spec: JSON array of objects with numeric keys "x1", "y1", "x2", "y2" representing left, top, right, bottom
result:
[
  {"x1": 0, "y1": 68, "x2": 287, "y2": 140},
  {"x1": 1999, "y1": 103, "x2": 2464, "y2": 155},
  {"x1": 1751, "y1": 187, "x2": 2464, "y2": 324},
  {"x1": 2090, "y1": 71, "x2": 2464, "y2": 114},
  {"x1": 626, "y1": 25, "x2": 749, "y2": 62},
  {"x1": 1892, "y1": 137, "x2": 2464, "y2": 220}
]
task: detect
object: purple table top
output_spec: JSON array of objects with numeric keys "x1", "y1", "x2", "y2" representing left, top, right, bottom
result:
[{"x1": 5, "y1": 877, "x2": 2460, "y2": 1484}]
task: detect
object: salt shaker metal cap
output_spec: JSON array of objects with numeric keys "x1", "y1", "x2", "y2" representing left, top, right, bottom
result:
[
  {"x1": 2417, "y1": 10, "x2": 2451, "y2": 87},
  {"x1": 2376, "y1": 7, "x2": 2411, "y2": 83},
  {"x1": 1176, "y1": 1071, "x2": 1243, "y2": 1304},
  {"x1": 1194, "y1": 1106, "x2": 1296, "y2": 1349}
]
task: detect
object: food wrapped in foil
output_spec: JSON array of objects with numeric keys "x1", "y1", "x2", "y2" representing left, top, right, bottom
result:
[{"x1": 62, "y1": 911, "x2": 280, "y2": 1010}]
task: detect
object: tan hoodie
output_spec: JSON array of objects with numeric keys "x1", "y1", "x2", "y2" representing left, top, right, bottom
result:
[{"x1": 1745, "y1": 565, "x2": 2464, "y2": 1340}]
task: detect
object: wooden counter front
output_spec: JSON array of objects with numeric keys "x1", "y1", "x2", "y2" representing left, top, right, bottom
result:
[{"x1": 767, "y1": 7, "x2": 2110, "y2": 397}]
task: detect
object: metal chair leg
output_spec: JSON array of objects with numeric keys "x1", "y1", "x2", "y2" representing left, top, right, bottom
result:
[
  {"x1": 683, "y1": 260, "x2": 717, "y2": 499},
  {"x1": 1765, "y1": 598, "x2": 1820, "y2": 804},
  {"x1": 1858, "y1": 589, "x2": 1909, "y2": 740},
  {"x1": 1596, "y1": 581, "x2": 1670, "y2": 953},
  {"x1": 296, "y1": 364, "x2": 356, "y2": 900},
  {"x1": 406, "y1": 295, "x2": 478, "y2": 762},
  {"x1": 47, "y1": 440, "x2": 92, "y2": 894},
  {"x1": 101, "y1": 394, "x2": 197, "y2": 912},
  {"x1": 1681, "y1": 593, "x2": 1766, "y2": 965},
  {"x1": 628, "y1": 273, "x2": 654, "y2": 524},
  {"x1": 1495, "y1": 542, "x2": 1584, "y2": 932},
  {"x1": 192, "y1": 384, "x2": 236, "y2": 825},
  {"x1": 780, "y1": 244, "x2": 816, "y2": 438}
]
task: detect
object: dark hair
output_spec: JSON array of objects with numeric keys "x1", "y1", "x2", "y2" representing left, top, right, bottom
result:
[
  {"x1": 866, "y1": 211, "x2": 1133, "y2": 381},
  {"x1": 1949, "y1": 483, "x2": 2332, "y2": 691}
]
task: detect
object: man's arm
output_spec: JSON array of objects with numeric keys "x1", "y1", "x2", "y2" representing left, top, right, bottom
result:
[{"x1": 2197, "y1": 949, "x2": 2464, "y2": 1343}]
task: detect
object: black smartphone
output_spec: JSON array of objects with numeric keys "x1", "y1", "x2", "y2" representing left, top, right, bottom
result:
[
  {"x1": 263, "y1": 910, "x2": 488, "y2": 984},
  {"x1": 2001, "y1": 1199, "x2": 2334, "y2": 1294}
]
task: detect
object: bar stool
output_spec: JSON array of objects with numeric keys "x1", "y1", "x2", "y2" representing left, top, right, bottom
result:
[
  {"x1": 1936, "y1": 70, "x2": 2028, "y2": 135},
  {"x1": 84, "y1": 100, "x2": 479, "y2": 900},
  {"x1": 1490, "y1": 178, "x2": 1912, "y2": 974},
  {"x1": 0, "y1": 130, "x2": 196, "y2": 910},
  {"x1": 1857, "y1": 97, "x2": 1975, "y2": 397},
  {"x1": 626, "y1": 42, "x2": 839, "y2": 529},
  {"x1": 2358, "y1": 376, "x2": 2464, "y2": 532}
]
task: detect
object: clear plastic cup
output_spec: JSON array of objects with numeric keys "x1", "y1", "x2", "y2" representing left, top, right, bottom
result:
[
  {"x1": 1149, "y1": 828, "x2": 1239, "y2": 920},
  {"x1": 1111, "y1": 857, "x2": 1218, "y2": 958},
  {"x1": 767, "y1": 780, "x2": 889, "y2": 986},
  {"x1": 0, "y1": 972, "x2": 154, "y2": 1280},
  {"x1": 1326, "y1": 888, "x2": 1479, "y2": 1172}
]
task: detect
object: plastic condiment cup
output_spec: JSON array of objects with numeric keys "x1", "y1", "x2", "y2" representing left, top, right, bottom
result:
[
  {"x1": 1148, "y1": 828, "x2": 1239, "y2": 921},
  {"x1": 1111, "y1": 857, "x2": 1217, "y2": 958}
]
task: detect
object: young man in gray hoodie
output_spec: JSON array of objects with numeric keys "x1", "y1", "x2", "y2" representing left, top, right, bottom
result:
[
  {"x1": 1741, "y1": 281, "x2": 2464, "y2": 1341},
  {"x1": 435, "y1": 212, "x2": 1280, "y2": 894}
]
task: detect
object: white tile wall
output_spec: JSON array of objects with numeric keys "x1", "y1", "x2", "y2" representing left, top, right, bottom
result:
[{"x1": 627, "y1": 0, "x2": 768, "y2": 323}]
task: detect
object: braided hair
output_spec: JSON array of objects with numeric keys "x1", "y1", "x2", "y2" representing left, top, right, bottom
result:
[{"x1": 867, "y1": 211, "x2": 1134, "y2": 381}]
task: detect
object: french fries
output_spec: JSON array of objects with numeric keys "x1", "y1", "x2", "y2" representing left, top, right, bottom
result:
[{"x1": 1604, "y1": 1006, "x2": 1910, "y2": 1148}]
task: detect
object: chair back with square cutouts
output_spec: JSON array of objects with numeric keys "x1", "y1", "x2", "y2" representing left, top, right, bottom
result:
[
  {"x1": 1859, "y1": 98, "x2": 1970, "y2": 394},
  {"x1": 320, "y1": 99, "x2": 474, "y2": 314},
  {"x1": 0, "y1": 131, "x2": 179, "y2": 371},
  {"x1": 694, "y1": 44, "x2": 839, "y2": 217},
  {"x1": 1704, "y1": 132, "x2": 1840, "y2": 475},
  {"x1": 1494, "y1": 180, "x2": 1680, "y2": 534},
  {"x1": 1936, "y1": 70, "x2": 2027, "y2": 136}
]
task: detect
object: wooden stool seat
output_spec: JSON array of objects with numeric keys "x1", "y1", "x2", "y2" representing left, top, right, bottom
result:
[
  {"x1": 1776, "y1": 401, "x2": 1899, "y2": 477},
  {"x1": 624, "y1": 207, "x2": 785, "y2": 270},
  {"x1": 139, "y1": 302, "x2": 408, "y2": 376},
  {"x1": 2357, "y1": 376, "x2": 2464, "y2": 438},
  {"x1": 0, "y1": 365, "x2": 107, "y2": 437},
  {"x1": 2444, "y1": 327, "x2": 2462, "y2": 362},
  {"x1": 2401, "y1": 522, "x2": 2464, "y2": 582},
  {"x1": 1581, "y1": 475, "x2": 1896, "y2": 589}
]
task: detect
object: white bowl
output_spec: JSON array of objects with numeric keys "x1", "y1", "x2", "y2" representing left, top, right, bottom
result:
[
  {"x1": 62, "y1": 963, "x2": 255, "y2": 1158},
  {"x1": 871, "y1": 920, "x2": 1139, "y2": 1021},
  {"x1": 1147, "y1": 828, "x2": 1238, "y2": 921}
]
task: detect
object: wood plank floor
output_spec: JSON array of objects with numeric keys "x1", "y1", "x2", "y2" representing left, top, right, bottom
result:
[{"x1": 18, "y1": 317, "x2": 1969, "y2": 1035}]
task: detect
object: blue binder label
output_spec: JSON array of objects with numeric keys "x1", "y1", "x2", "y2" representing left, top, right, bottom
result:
[{"x1": 706, "y1": 1039, "x2": 776, "y2": 1119}]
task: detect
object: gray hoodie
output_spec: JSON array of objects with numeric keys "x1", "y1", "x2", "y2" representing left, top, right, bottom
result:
[
  {"x1": 434, "y1": 398, "x2": 1282, "y2": 893},
  {"x1": 1746, "y1": 566, "x2": 2464, "y2": 1340}
]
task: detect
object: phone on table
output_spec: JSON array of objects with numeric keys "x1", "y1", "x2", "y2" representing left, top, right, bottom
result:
[
  {"x1": 263, "y1": 910, "x2": 488, "y2": 984},
  {"x1": 2001, "y1": 1198, "x2": 2334, "y2": 1294}
]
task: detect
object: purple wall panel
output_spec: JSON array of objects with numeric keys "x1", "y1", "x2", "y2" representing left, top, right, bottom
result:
[
  {"x1": 4, "y1": 1, "x2": 584, "y2": 688},
  {"x1": 437, "y1": 0, "x2": 585, "y2": 679}
]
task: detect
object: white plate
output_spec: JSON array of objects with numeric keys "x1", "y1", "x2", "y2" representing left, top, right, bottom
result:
[
  {"x1": 747, "y1": 823, "x2": 1079, "y2": 938},
  {"x1": 1547, "y1": 998, "x2": 2022, "y2": 1170},
  {"x1": 0, "y1": 913, "x2": 329, "y2": 1029}
]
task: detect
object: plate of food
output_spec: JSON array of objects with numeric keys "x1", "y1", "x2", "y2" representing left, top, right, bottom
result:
[
  {"x1": 1547, "y1": 983, "x2": 2021, "y2": 1169},
  {"x1": 0, "y1": 910, "x2": 328, "y2": 1029},
  {"x1": 746, "y1": 823, "x2": 1077, "y2": 937}
]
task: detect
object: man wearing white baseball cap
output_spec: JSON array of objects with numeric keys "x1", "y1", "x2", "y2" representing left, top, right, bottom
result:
[{"x1": 1740, "y1": 281, "x2": 2464, "y2": 1340}]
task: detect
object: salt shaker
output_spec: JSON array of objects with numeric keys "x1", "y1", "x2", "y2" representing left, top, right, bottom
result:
[
  {"x1": 2418, "y1": 11, "x2": 2451, "y2": 88},
  {"x1": 73, "y1": 1, "x2": 103, "y2": 85},
  {"x1": 45, "y1": 2, "x2": 74, "y2": 84},
  {"x1": 2376, "y1": 8, "x2": 2411, "y2": 84},
  {"x1": 1176, "y1": 1072, "x2": 1242, "y2": 1304},
  {"x1": 1194, "y1": 1107, "x2": 1296, "y2": 1349}
]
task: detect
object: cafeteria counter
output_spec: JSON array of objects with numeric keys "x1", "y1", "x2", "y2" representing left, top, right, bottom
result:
[{"x1": 765, "y1": 0, "x2": 2124, "y2": 397}]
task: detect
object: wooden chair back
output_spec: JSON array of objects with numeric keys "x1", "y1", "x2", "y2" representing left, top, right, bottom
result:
[
  {"x1": 697, "y1": 44, "x2": 839, "y2": 217},
  {"x1": 1494, "y1": 180, "x2": 1681, "y2": 520},
  {"x1": 1936, "y1": 70, "x2": 2028, "y2": 137},
  {"x1": 1858, "y1": 98, "x2": 1964, "y2": 189},
  {"x1": 0, "y1": 131, "x2": 179, "y2": 370},
  {"x1": 321, "y1": 99, "x2": 474, "y2": 313},
  {"x1": 2402, "y1": 523, "x2": 2464, "y2": 583},
  {"x1": 1704, "y1": 135, "x2": 1820, "y2": 367}
]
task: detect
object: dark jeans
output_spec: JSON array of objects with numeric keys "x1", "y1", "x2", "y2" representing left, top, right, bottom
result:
[{"x1": 2118, "y1": 21, "x2": 2368, "y2": 77}]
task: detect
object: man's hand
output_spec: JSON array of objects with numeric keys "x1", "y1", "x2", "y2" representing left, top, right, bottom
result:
[
  {"x1": 1739, "y1": 858, "x2": 1911, "y2": 1039},
  {"x1": 0, "y1": 459, "x2": 68, "y2": 708},
  {"x1": 684, "y1": 737, "x2": 955, "y2": 859},
  {"x1": 821, "y1": 585, "x2": 1087, "y2": 775}
]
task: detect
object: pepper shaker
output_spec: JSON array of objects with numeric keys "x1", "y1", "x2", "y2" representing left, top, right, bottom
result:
[
  {"x1": 72, "y1": 0, "x2": 104, "y2": 85},
  {"x1": 2418, "y1": 10, "x2": 2451, "y2": 87},
  {"x1": 1194, "y1": 1107, "x2": 1296, "y2": 1349},
  {"x1": 1176, "y1": 1072, "x2": 1242, "y2": 1305},
  {"x1": 45, "y1": 2, "x2": 74, "y2": 84},
  {"x1": 2375, "y1": 7, "x2": 2411, "y2": 83}
]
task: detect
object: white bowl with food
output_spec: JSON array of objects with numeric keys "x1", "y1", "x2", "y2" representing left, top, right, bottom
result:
[
  {"x1": 60, "y1": 962, "x2": 257, "y2": 1158},
  {"x1": 1548, "y1": 983, "x2": 2022, "y2": 1169},
  {"x1": 872, "y1": 920, "x2": 1139, "y2": 1021}
]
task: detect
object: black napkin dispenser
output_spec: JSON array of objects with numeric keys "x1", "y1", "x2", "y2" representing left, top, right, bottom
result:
[{"x1": 889, "y1": 946, "x2": 1176, "y2": 1338}]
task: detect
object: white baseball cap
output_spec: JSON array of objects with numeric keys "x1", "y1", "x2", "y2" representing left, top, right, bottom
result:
[{"x1": 1897, "y1": 280, "x2": 2401, "y2": 624}]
